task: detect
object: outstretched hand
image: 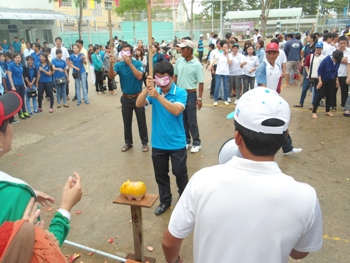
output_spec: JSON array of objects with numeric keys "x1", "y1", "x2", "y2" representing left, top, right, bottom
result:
[
  {"x1": 60, "y1": 172, "x2": 83, "y2": 212},
  {"x1": 35, "y1": 190, "x2": 55, "y2": 207},
  {"x1": 22, "y1": 197, "x2": 45, "y2": 229}
]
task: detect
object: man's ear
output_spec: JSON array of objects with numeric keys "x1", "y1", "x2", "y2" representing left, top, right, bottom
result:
[
  {"x1": 234, "y1": 130, "x2": 243, "y2": 146},
  {"x1": 171, "y1": 75, "x2": 176, "y2": 81}
]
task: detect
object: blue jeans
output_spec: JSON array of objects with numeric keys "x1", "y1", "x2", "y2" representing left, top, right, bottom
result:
[
  {"x1": 299, "y1": 68, "x2": 309, "y2": 105},
  {"x1": 25, "y1": 86, "x2": 38, "y2": 113},
  {"x1": 55, "y1": 82, "x2": 67, "y2": 104},
  {"x1": 183, "y1": 92, "x2": 201, "y2": 146},
  {"x1": 344, "y1": 96, "x2": 350, "y2": 111},
  {"x1": 75, "y1": 72, "x2": 88, "y2": 103},
  {"x1": 214, "y1": 74, "x2": 229, "y2": 101}
]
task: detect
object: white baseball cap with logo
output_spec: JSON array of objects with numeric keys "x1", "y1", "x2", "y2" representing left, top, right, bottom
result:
[
  {"x1": 227, "y1": 87, "x2": 290, "y2": 134},
  {"x1": 177, "y1": 40, "x2": 195, "y2": 50}
]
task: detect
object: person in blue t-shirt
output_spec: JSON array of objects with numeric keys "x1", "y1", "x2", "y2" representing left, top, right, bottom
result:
[
  {"x1": 36, "y1": 53, "x2": 54, "y2": 113},
  {"x1": 52, "y1": 49, "x2": 69, "y2": 108},
  {"x1": 198, "y1": 34, "x2": 204, "y2": 63},
  {"x1": 69, "y1": 44, "x2": 88, "y2": 106},
  {"x1": 136, "y1": 61, "x2": 188, "y2": 216},
  {"x1": 12, "y1": 37, "x2": 22, "y2": 53},
  {"x1": 23, "y1": 56, "x2": 39, "y2": 115},
  {"x1": 2, "y1": 39, "x2": 10, "y2": 53},
  {"x1": 31, "y1": 43, "x2": 42, "y2": 68},
  {"x1": 7, "y1": 53, "x2": 30, "y2": 119},
  {"x1": 91, "y1": 45, "x2": 104, "y2": 94},
  {"x1": 108, "y1": 43, "x2": 149, "y2": 153}
]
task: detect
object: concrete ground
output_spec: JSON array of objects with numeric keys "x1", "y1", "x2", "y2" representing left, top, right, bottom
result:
[{"x1": 1, "y1": 68, "x2": 349, "y2": 263}]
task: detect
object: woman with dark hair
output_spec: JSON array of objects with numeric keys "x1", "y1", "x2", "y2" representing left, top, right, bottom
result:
[
  {"x1": 240, "y1": 45, "x2": 259, "y2": 93},
  {"x1": 134, "y1": 47, "x2": 147, "y2": 68},
  {"x1": 91, "y1": 45, "x2": 104, "y2": 94},
  {"x1": 70, "y1": 44, "x2": 88, "y2": 105},
  {"x1": 145, "y1": 42, "x2": 165, "y2": 76},
  {"x1": 103, "y1": 45, "x2": 117, "y2": 95},
  {"x1": 36, "y1": 53, "x2": 54, "y2": 113},
  {"x1": 52, "y1": 49, "x2": 69, "y2": 108},
  {"x1": 88, "y1": 44, "x2": 95, "y2": 84},
  {"x1": 256, "y1": 39, "x2": 265, "y2": 63},
  {"x1": 242, "y1": 40, "x2": 252, "y2": 55},
  {"x1": 8, "y1": 52, "x2": 30, "y2": 119}
]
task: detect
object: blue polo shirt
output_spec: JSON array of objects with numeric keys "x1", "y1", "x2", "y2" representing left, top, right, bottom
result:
[
  {"x1": 2, "y1": 44, "x2": 10, "y2": 52},
  {"x1": 7, "y1": 62, "x2": 24, "y2": 85},
  {"x1": 70, "y1": 54, "x2": 86, "y2": 73},
  {"x1": 0, "y1": 67, "x2": 5, "y2": 94},
  {"x1": 31, "y1": 52, "x2": 42, "y2": 68},
  {"x1": 113, "y1": 60, "x2": 143, "y2": 94},
  {"x1": 198, "y1": 39, "x2": 204, "y2": 51},
  {"x1": 38, "y1": 63, "x2": 52, "y2": 83},
  {"x1": 0, "y1": 61, "x2": 6, "y2": 72},
  {"x1": 12, "y1": 41, "x2": 21, "y2": 53},
  {"x1": 146, "y1": 83, "x2": 187, "y2": 150},
  {"x1": 51, "y1": 58, "x2": 67, "y2": 78}
]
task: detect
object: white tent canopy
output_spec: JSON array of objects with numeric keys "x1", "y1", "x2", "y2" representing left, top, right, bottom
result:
[{"x1": 226, "y1": 8, "x2": 303, "y2": 20}]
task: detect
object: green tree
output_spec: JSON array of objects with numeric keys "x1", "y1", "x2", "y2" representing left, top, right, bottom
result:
[
  {"x1": 49, "y1": 0, "x2": 101, "y2": 39},
  {"x1": 114, "y1": 0, "x2": 147, "y2": 45}
]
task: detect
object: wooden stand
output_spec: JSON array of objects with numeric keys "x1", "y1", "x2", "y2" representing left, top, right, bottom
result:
[{"x1": 114, "y1": 194, "x2": 158, "y2": 263}]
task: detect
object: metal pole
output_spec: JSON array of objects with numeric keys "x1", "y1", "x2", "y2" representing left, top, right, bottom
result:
[
  {"x1": 211, "y1": 2, "x2": 214, "y2": 32},
  {"x1": 147, "y1": 0, "x2": 153, "y2": 77},
  {"x1": 279, "y1": 0, "x2": 281, "y2": 9},
  {"x1": 64, "y1": 240, "x2": 127, "y2": 262}
]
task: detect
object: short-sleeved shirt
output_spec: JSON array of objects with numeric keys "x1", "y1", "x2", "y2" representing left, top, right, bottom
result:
[
  {"x1": 8, "y1": 62, "x2": 24, "y2": 86},
  {"x1": 229, "y1": 53, "x2": 243, "y2": 76},
  {"x1": 146, "y1": 83, "x2": 187, "y2": 150},
  {"x1": 241, "y1": 55, "x2": 259, "y2": 77},
  {"x1": 174, "y1": 57, "x2": 204, "y2": 90},
  {"x1": 12, "y1": 41, "x2": 21, "y2": 53},
  {"x1": 215, "y1": 52, "x2": 232, "y2": 75},
  {"x1": 51, "y1": 58, "x2": 67, "y2": 79},
  {"x1": 113, "y1": 60, "x2": 144, "y2": 94},
  {"x1": 31, "y1": 52, "x2": 42, "y2": 68},
  {"x1": 38, "y1": 63, "x2": 52, "y2": 83},
  {"x1": 2, "y1": 44, "x2": 10, "y2": 52},
  {"x1": 70, "y1": 53, "x2": 86, "y2": 73},
  {"x1": 50, "y1": 46, "x2": 70, "y2": 62},
  {"x1": 255, "y1": 60, "x2": 281, "y2": 91}
]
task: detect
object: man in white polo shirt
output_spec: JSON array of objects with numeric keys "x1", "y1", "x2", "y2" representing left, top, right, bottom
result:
[{"x1": 162, "y1": 87, "x2": 323, "y2": 263}]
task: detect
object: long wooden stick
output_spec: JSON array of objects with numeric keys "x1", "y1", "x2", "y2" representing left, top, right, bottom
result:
[{"x1": 147, "y1": 0, "x2": 153, "y2": 77}]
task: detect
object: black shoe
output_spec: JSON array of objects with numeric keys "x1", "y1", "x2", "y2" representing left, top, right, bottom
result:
[
  {"x1": 155, "y1": 203, "x2": 170, "y2": 216},
  {"x1": 293, "y1": 104, "x2": 303, "y2": 108},
  {"x1": 72, "y1": 96, "x2": 77, "y2": 102},
  {"x1": 10, "y1": 119, "x2": 19, "y2": 124}
]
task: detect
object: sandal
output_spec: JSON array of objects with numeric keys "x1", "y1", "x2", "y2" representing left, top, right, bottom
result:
[
  {"x1": 293, "y1": 104, "x2": 303, "y2": 108},
  {"x1": 121, "y1": 144, "x2": 133, "y2": 152},
  {"x1": 57, "y1": 104, "x2": 61, "y2": 108},
  {"x1": 142, "y1": 144, "x2": 149, "y2": 152},
  {"x1": 312, "y1": 113, "x2": 318, "y2": 119},
  {"x1": 325, "y1": 112, "x2": 334, "y2": 117},
  {"x1": 63, "y1": 104, "x2": 69, "y2": 108}
]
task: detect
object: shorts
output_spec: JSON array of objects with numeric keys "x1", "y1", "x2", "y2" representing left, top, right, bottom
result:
[{"x1": 286, "y1": 61, "x2": 299, "y2": 74}]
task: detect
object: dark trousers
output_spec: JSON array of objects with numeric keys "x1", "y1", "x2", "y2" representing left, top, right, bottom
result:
[
  {"x1": 210, "y1": 65, "x2": 217, "y2": 96},
  {"x1": 183, "y1": 92, "x2": 201, "y2": 146},
  {"x1": 152, "y1": 147, "x2": 188, "y2": 205},
  {"x1": 282, "y1": 134, "x2": 294, "y2": 153},
  {"x1": 94, "y1": 70, "x2": 104, "y2": 92},
  {"x1": 198, "y1": 51, "x2": 203, "y2": 63},
  {"x1": 14, "y1": 85, "x2": 26, "y2": 115},
  {"x1": 242, "y1": 75, "x2": 255, "y2": 93},
  {"x1": 313, "y1": 79, "x2": 335, "y2": 113},
  {"x1": 38, "y1": 82, "x2": 54, "y2": 108},
  {"x1": 339, "y1": 76, "x2": 348, "y2": 107},
  {"x1": 66, "y1": 69, "x2": 69, "y2": 95},
  {"x1": 121, "y1": 95, "x2": 148, "y2": 145}
]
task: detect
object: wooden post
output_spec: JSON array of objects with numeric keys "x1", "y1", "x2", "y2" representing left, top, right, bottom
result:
[
  {"x1": 131, "y1": 206, "x2": 144, "y2": 261},
  {"x1": 108, "y1": 9, "x2": 114, "y2": 50}
]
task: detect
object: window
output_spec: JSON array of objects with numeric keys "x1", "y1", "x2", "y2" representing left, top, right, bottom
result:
[
  {"x1": 62, "y1": 0, "x2": 72, "y2": 7},
  {"x1": 92, "y1": 2, "x2": 102, "y2": 16},
  {"x1": 43, "y1": 29, "x2": 53, "y2": 44},
  {"x1": 0, "y1": 30, "x2": 9, "y2": 43}
]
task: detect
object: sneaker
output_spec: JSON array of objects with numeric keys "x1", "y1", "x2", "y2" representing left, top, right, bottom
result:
[
  {"x1": 228, "y1": 98, "x2": 231, "y2": 103},
  {"x1": 34, "y1": 110, "x2": 42, "y2": 114},
  {"x1": 343, "y1": 112, "x2": 350, "y2": 117},
  {"x1": 191, "y1": 145, "x2": 201, "y2": 153},
  {"x1": 283, "y1": 148, "x2": 302, "y2": 155},
  {"x1": 23, "y1": 112, "x2": 31, "y2": 118},
  {"x1": 10, "y1": 119, "x2": 19, "y2": 124},
  {"x1": 29, "y1": 112, "x2": 34, "y2": 116},
  {"x1": 49, "y1": 108, "x2": 54, "y2": 113},
  {"x1": 213, "y1": 101, "x2": 218, "y2": 106},
  {"x1": 224, "y1": 101, "x2": 229, "y2": 106},
  {"x1": 234, "y1": 99, "x2": 238, "y2": 105},
  {"x1": 19, "y1": 114, "x2": 26, "y2": 120}
]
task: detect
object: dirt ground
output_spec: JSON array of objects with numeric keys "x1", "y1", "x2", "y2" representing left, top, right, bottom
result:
[{"x1": 1, "y1": 68, "x2": 349, "y2": 263}]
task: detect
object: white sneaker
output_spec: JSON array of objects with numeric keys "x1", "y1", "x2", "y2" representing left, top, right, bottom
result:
[
  {"x1": 213, "y1": 101, "x2": 218, "y2": 106},
  {"x1": 234, "y1": 99, "x2": 238, "y2": 105},
  {"x1": 283, "y1": 148, "x2": 302, "y2": 155},
  {"x1": 186, "y1": 144, "x2": 190, "y2": 150},
  {"x1": 224, "y1": 101, "x2": 229, "y2": 106},
  {"x1": 228, "y1": 98, "x2": 231, "y2": 103},
  {"x1": 191, "y1": 145, "x2": 201, "y2": 153}
]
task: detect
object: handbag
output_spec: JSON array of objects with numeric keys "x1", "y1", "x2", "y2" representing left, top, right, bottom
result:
[
  {"x1": 27, "y1": 89, "x2": 37, "y2": 98},
  {"x1": 55, "y1": 77, "x2": 66, "y2": 84},
  {"x1": 72, "y1": 72, "x2": 80, "y2": 79}
]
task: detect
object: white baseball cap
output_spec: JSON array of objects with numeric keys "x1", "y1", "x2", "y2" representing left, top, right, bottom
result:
[
  {"x1": 227, "y1": 87, "x2": 290, "y2": 134},
  {"x1": 177, "y1": 40, "x2": 195, "y2": 49},
  {"x1": 199, "y1": 34, "x2": 204, "y2": 37}
]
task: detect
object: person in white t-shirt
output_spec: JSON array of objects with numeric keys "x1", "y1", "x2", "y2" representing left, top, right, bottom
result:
[
  {"x1": 240, "y1": 44, "x2": 259, "y2": 93},
  {"x1": 210, "y1": 40, "x2": 232, "y2": 106},
  {"x1": 228, "y1": 43, "x2": 243, "y2": 104},
  {"x1": 162, "y1": 87, "x2": 323, "y2": 263},
  {"x1": 253, "y1": 28, "x2": 262, "y2": 44}
]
